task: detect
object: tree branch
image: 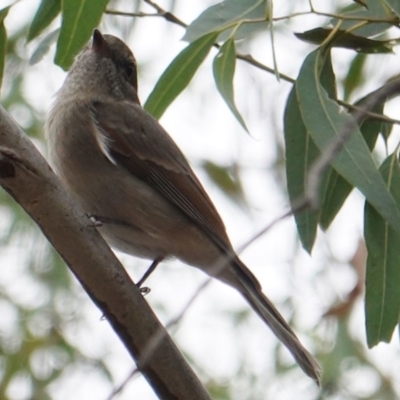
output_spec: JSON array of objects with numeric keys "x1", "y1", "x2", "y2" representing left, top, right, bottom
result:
[{"x1": 0, "y1": 105, "x2": 211, "y2": 400}]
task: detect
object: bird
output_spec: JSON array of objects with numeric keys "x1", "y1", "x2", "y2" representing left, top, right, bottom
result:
[{"x1": 45, "y1": 29, "x2": 321, "y2": 383}]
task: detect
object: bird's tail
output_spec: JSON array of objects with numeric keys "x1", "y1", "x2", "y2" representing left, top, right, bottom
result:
[{"x1": 229, "y1": 259, "x2": 322, "y2": 384}]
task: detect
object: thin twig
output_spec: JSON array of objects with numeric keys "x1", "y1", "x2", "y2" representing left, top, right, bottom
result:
[
  {"x1": 144, "y1": 0, "x2": 187, "y2": 27},
  {"x1": 337, "y1": 99, "x2": 400, "y2": 125},
  {"x1": 105, "y1": 368, "x2": 140, "y2": 400},
  {"x1": 272, "y1": 10, "x2": 398, "y2": 24},
  {"x1": 237, "y1": 202, "x2": 309, "y2": 253},
  {"x1": 105, "y1": 9, "x2": 160, "y2": 18},
  {"x1": 312, "y1": 10, "x2": 398, "y2": 24},
  {"x1": 236, "y1": 53, "x2": 295, "y2": 82}
]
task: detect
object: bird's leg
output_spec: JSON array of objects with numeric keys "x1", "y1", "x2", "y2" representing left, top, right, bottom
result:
[
  {"x1": 86, "y1": 214, "x2": 134, "y2": 228},
  {"x1": 87, "y1": 214, "x2": 162, "y2": 295},
  {"x1": 86, "y1": 214, "x2": 103, "y2": 227},
  {"x1": 136, "y1": 257, "x2": 163, "y2": 292}
]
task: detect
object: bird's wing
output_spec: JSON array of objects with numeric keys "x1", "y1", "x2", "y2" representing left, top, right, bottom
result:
[{"x1": 90, "y1": 100, "x2": 232, "y2": 251}]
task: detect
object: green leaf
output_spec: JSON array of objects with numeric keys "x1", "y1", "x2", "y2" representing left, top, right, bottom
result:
[
  {"x1": 381, "y1": 120, "x2": 393, "y2": 145},
  {"x1": 27, "y1": 0, "x2": 61, "y2": 42},
  {"x1": 343, "y1": 53, "x2": 367, "y2": 101},
  {"x1": 55, "y1": 0, "x2": 110, "y2": 70},
  {"x1": 144, "y1": 32, "x2": 218, "y2": 119},
  {"x1": 320, "y1": 93, "x2": 387, "y2": 230},
  {"x1": 213, "y1": 39, "x2": 247, "y2": 132},
  {"x1": 295, "y1": 28, "x2": 393, "y2": 53},
  {"x1": 183, "y1": 0, "x2": 266, "y2": 43},
  {"x1": 383, "y1": 0, "x2": 400, "y2": 18},
  {"x1": 29, "y1": 28, "x2": 60, "y2": 66},
  {"x1": 284, "y1": 53, "x2": 336, "y2": 253},
  {"x1": 333, "y1": 0, "x2": 393, "y2": 37},
  {"x1": 284, "y1": 88, "x2": 321, "y2": 252},
  {"x1": 296, "y1": 49, "x2": 400, "y2": 236},
  {"x1": 365, "y1": 152, "x2": 400, "y2": 347},
  {"x1": 217, "y1": 20, "x2": 269, "y2": 42},
  {"x1": 0, "y1": 7, "x2": 9, "y2": 93},
  {"x1": 319, "y1": 173, "x2": 353, "y2": 230},
  {"x1": 202, "y1": 161, "x2": 246, "y2": 206}
]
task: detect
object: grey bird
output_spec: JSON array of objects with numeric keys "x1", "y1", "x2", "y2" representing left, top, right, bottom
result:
[{"x1": 46, "y1": 29, "x2": 321, "y2": 383}]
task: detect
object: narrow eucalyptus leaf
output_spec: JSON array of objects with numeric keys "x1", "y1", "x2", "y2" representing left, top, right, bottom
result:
[
  {"x1": 213, "y1": 39, "x2": 248, "y2": 132},
  {"x1": 55, "y1": 0, "x2": 110, "y2": 69},
  {"x1": 365, "y1": 152, "x2": 400, "y2": 347},
  {"x1": 29, "y1": 29, "x2": 60, "y2": 66},
  {"x1": 284, "y1": 51, "x2": 335, "y2": 252},
  {"x1": 28, "y1": 0, "x2": 61, "y2": 42},
  {"x1": 184, "y1": 0, "x2": 266, "y2": 43},
  {"x1": 320, "y1": 93, "x2": 386, "y2": 230},
  {"x1": 297, "y1": 49, "x2": 400, "y2": 235},
  {"x1": 144, "y1": 32, "x2": 218, "y2": 119}
]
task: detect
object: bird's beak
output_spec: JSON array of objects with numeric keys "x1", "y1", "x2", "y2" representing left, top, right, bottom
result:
[{"x1": 92, "y1": 29, "x2": 109, "y2": 57}]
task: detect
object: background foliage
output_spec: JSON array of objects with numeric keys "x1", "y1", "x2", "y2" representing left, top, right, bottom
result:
[{"x1": 1, "y1": 0, "x2": 400, "y2": 399}]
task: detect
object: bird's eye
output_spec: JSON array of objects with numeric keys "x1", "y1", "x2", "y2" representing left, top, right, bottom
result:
[{"x1": 124, "y1": 63, "x2": 136, "y2": 80}]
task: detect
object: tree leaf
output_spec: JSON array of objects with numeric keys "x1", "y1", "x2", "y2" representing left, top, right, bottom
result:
[
  {"x1": 296, "y1": 49, "x2": 400, "y2": 236},
  {"x1": 213, "y1": 39, "x2": 248, "y2": 132},
  {"x1": 27, "y1": 0, "x2": 61, "y2": 42},
  {"x1": 29, "y1": 28, "x2": 60, "y2": 66},
  {"x1": 0, "y1": 7, "x2": 9, "y2": 93},
  {"x1": 343, "y1": 53, "x2": 367, "y2": 101},
  {"x1": 55, "y1": 0, "x2": 110, "y2": 70},
  {"x1": 284, "y1": 52, "x2": 336, "y2": 253},
  {"x1": 319, "y1": 173, "x2": 353, "y2": 230},
  {"x1": 364, "y1": 152, "x2": 400, "y2": 347},
  {"x1": 295, "y1": 28, "x2": 393, "y2": 54},
  {"x1": 216, "y1": 20, "x2": 269, "y2": 42},
  {"x1": 144, "y1": 32, "x2": 218, "y2": 119},
  {"x1": 183, "y1": 0, "x2": 266, "y2": 43},
  {"x1": 284, "y1": 88, "x2": 321, "y2": 253},
  {"x1": 202, "y1": 161, "x2": 246, "y2": 207},
  {"x1": 333, "y1": 0, "x2": 393, "y2": 38},
  {"x1": 383, "y1": 0, "x2": 400, "y2": 18},
  {"x1": 381, "y1": 120, "x2": 393, "y2": 145},
  {"x1": 320, "y1": 93, "x2": 387, "y2": 230}
]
